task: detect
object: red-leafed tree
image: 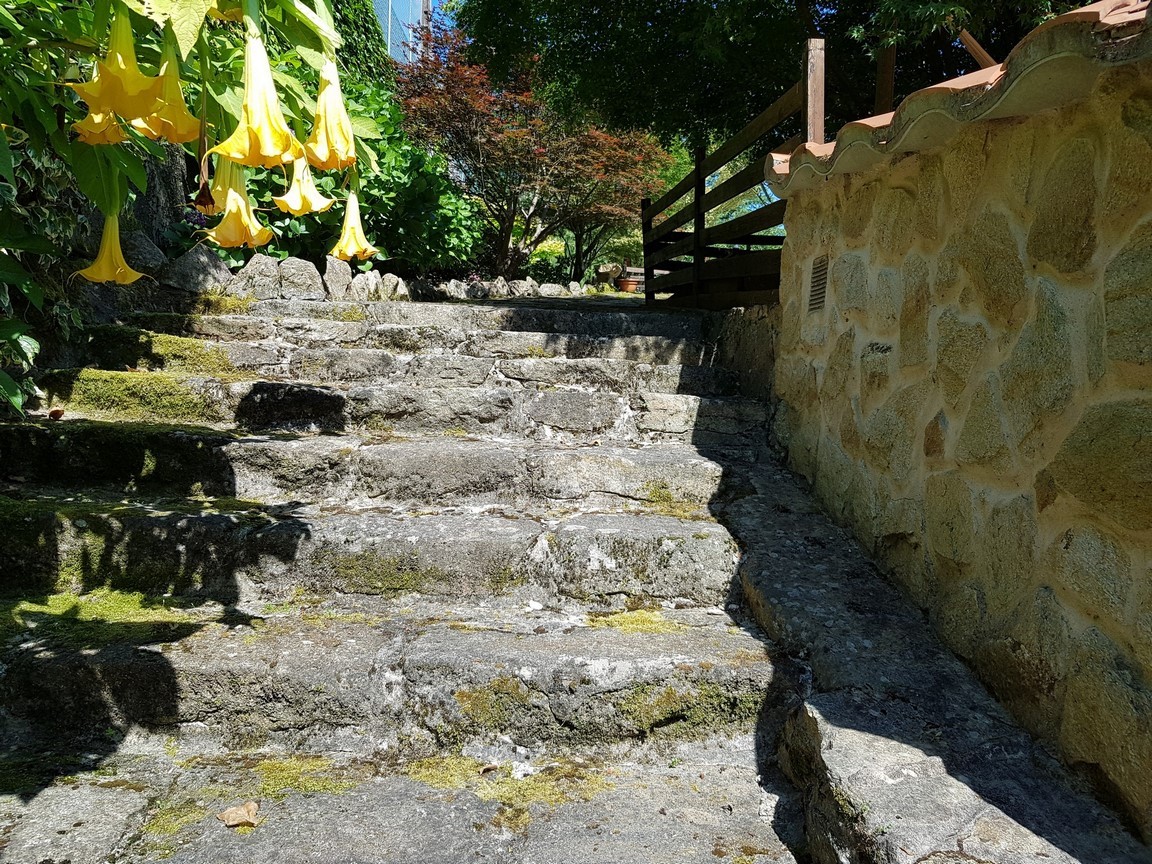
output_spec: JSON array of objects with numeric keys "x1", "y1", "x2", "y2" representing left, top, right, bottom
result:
[{"x1": 396, "y1": 23, "x2": 669, "y2": 279}]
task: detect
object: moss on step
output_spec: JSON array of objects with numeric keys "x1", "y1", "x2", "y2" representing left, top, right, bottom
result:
[
  {"x1": 405, "y1": 755, "x2": 612, "y2": 833},
  {"x1": 454, "y1": 675, "x2": 531, "y2": 728},
  {"x1": 0, "y1": 588, "x2": 201, "y2": 648},
  {"x1": 310, "y1": 548, "x2": 446, "y2": 596},
  {"x1": 617, "y1": 681, "x2": 761, "y2": 738},
  {"x1": 39, "y1": 369, "x2": 223, "y2": 423},
  {"x1": 193, "y1": 291, "x2": 254, "y2": 316},
  {"x1": 88, "y1": 326, "x2": 239, "y2": 377},
  {"x1": 641, "y1": 481, "x2": 712, "y2": 521},
  {"x1": 588, "y1": 609, "x2": 686, "y2": 635},
  {"x1": 254, "y1": 756, "x2": 358, "y2": 800},
  {"x1": 144, "y1": 800, "x2": 210, "y2": 837}
]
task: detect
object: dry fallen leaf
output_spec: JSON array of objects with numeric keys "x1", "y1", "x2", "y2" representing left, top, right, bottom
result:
[
  {"x1": 48, "y1": 409, "x2": 65, "y2": 421},
  {"x1": 217, "y1": 801, "x2": 260, "y2": 828}
]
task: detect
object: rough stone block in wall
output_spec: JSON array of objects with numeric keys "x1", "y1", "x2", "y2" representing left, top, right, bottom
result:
[{"x1": 771, "y1": 56, "x2": 1152, "y2": 837}]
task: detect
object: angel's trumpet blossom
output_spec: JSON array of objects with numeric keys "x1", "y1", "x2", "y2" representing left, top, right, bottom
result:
[
  {"x1": 73, "y1": 110, "x2": 129, "y2": 145},
  {"x1": 209, "y1": 35, "x2": 303, "y2": 168},
  {"x1": 305, "y1": 60, "x2": 356, "y2": 171},
  {"x1": 274, "y1": 158, "x2": 335, "y2": 216},
  {"x1": 330, "y1": 190, "x2": 377, "y2": 261},
  {"x1": 132, "y1": 38, "x2": 201, "y2": 143},
  {"x1": 77, "y1": 213, "x2": 143, "y2": 284},
  {"x1": 204, "y1": 157, "x2": 274, "y2": 249},
  {"x1": 71, "y1": 5, "x2": 162, "y2": 121}
]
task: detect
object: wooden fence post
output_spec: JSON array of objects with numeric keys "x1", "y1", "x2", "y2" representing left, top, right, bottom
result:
[
  {"x1": 691, "y1": 146, "x2": 706, "y2": 307},
  {"x1": 641, "y1": 196, "x2": 655, "y2": 305},
  {"x1": 805, "y1": 38, "x2": 826, "y2": 145}
]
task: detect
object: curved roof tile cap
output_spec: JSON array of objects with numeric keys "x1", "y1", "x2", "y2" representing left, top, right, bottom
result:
[{"x1": 766, "y1": 0, "x2": 1152, "y2": 196}]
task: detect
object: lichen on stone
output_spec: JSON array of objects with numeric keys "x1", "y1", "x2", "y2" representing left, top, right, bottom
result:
[{"x1": 588, "y1": 609, "x2": 686, "y2": 635}]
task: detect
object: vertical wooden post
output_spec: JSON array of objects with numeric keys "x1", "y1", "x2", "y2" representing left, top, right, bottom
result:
[
  {"x1": 691, "y1": 145, "x2": 706, "y2": 307},
  {"x1": 641, "y1": 197, "x2": 655, "y2": 305},
  {"x1": 874, "y1": 45, "x2": 896, "y2": 114},
  {"x1": 805, "y1": 38, "x2": 826, "y2": 145}
]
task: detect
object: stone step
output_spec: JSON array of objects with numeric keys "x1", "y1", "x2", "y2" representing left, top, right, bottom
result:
[
  {"x1": 244, "y1": 297, "x2": 721, "y2": 341},
  {"x1": 125, "y1": 313, "x2": 716, "y2": 366},
  {"x1": 36, "y1": 369, "x2": 769, "y2": 446},
  {"x1": 84, "y1": 325, "x2": 740, "y2": 396},
  {"x1": 0, "y1": 420, "x2": 745, "y2": 507},
  {"x1": 3, "y1": 737, "x2": 804, "y2": 864},
  {"x1": 0, "y1": 494, "x2": 739, "y2": 607},
  {"x1": 1, "y1": 596, "x2": 787, "y2": 758},
  {"x1": 727, "y1": 463, "x2": 1152, "y2": 864}
]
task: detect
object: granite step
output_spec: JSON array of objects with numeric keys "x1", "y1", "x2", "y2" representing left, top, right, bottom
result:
[
  {"x1": 36, "y1": 369, "x2": 769, "y2": 445},
  {"x1": 0, "y1": 595, "x2": 788, "y2": 757},
  {"x1": 83, "y1": 325, "x2": 740, "y2": 396},
  {"x1": 0, "y1": 493, "x2": 740, "y2": 607},
  {"x1": 125, "y1": 313, "x2": 717, "y2": 366},
  {"x1": 0, "y1": 420, "x2": 748, "y2": 507},
  {"x1": 244, "y1": 297, "x2": 722, "y2": 341},
  {"x1": 1, "y1": 736, "x2": 804, "y2": 864}
]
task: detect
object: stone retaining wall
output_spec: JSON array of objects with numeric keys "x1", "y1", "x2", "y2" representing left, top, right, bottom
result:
[{"x1": 773, "y1": 62, "x2": 1152, "y2": 837}]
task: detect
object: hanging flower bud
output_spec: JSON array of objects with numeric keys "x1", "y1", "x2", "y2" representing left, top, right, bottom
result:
[
  {"x1": 305, "y1": 60, "x2": 356, "y2": 171},
  {"x1": 209, "y1": 35, "x2": 304, "y2": 169},
  {"x1": 274, "y1": 158, "x2": 335, "y2": 217},
  {"x1": 330, "y1": 190, "x2": 377, "y2": 261},
  {"x1": 73, "y1": 110, "x2": 129, "y2": 145},
  {"x1": 132, "y1": 36, "x2": 201, "y2": 143},
  {"x1": 77, "y1": 213, "x2": 143, "y2": 284},
  {"x1": 71, "y1": 4, "x2": 162, "y2": 122},
  {"x1": 205, "y1": 157, "x2": 274, "y2": 249}
]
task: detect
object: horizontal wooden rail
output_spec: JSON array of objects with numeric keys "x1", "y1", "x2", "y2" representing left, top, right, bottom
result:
[
  {"x1": 703, "y1": 200, "x2": 787, "y2": 246},
  {"x1": 700, "y1": 83, "x2": 803, "y2": 177},
  {"x1": 642, "y1": 38, "x2": 824, "y2": 307}
]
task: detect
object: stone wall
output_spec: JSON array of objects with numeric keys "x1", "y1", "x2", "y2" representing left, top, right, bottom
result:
[{"x1": 773, "y1": 61, "x2": 1152, "y2": 838}]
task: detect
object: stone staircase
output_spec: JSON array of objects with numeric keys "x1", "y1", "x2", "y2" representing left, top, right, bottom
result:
[{"x1": 0, "y1": 296, "x2": 1147, "y2": 863}]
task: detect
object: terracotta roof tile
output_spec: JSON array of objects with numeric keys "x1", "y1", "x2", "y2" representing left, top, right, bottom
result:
[{"x1": 766, "y1": 1, "x2": 1151, "y2": 195}]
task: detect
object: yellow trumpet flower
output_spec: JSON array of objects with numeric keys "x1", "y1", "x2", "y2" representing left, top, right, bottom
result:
[
  {"x1": 330, "y1": 190, "x2": 378, "y2": 261},
  {"x1": 73, "y1": 110, "x2": 129, "y2": 145},
  {"x1": 71, "y1": 5, "x2": 162, "y2": 122},
  {"x1": 274, "y1": 158, "x2": 335, "y2": 216},
  {"x1": 305, "y1": 60, "x2": 356, "y2": 172},
  {"x1": 132, "y1": 38, "x2": 201, "y2": 143},
  {"x1": 205, "y1": 158, "x2": 274, "y2": 249},
  {"x1": 77, "y1": 213, "x2": 143, "y2": 285},
  {"x1": 209, "y1": 35, "x2": 304, "y2": 169}
]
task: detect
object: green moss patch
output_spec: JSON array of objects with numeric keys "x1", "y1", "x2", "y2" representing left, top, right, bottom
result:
[
  {"x1": 311, "y1": 548, "x2": 445, "y2": 596},
  {"x1": 88, "y1": 326, "x2": 238, "y2": 377},
  {"x1": 640, "y1": 481, "x2": 712, "y2": 521},
  {"x1": 617, "y1": 681, "x2": 761, "y2": 738},
  {"x1": 454, "y1": 675, "x2": 531, "y2": 728},
  {"x1": 588, "y1": 609, "x2": 686, "y2": 635},
  {"x1": 0, "y1": 588, "x2": 202, "y2": 648},
  {"x1": 404, "y1": 755, "x2": 612, "y2": 833},
  {"x1": 254, "y1": 756, "x2": 358, "y2": 800},
  {"x1": 39, "y1": 369, "x2": 224, "y2": 423}
]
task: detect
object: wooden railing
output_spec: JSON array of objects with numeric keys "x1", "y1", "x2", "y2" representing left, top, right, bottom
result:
[{"x1": 641, "y1": 39, "x2": 825, "y2": 308}]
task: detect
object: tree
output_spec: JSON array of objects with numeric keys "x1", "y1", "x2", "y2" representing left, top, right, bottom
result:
[
  {"x1": 396, "y1": 23, "x2": 668, "y2": 278},
  {"x1": 453, "y1": 0, "x2": 1083, "y2": 144}
]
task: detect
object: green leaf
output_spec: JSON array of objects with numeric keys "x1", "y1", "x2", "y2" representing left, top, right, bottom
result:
[
  {"x1": 0, "y1": 128, "x2": 12, "y2": 189},
  {"x1": 149, "y1": 0, "x2": 214, "y2": 59},
  {"x1": 71, "y1": 144, "x2": 126, "y2": 216},
  {"x1": 108, "y1": 147, "x2": 148, "y2": 196},
  {"x1": 272, "y1": 0, "x2": 342, "y2": 53},
  {"x1": 0, "y1": 255, "x2": 30, "y2": 285},
  {"x1": 92, "y1": 0, "x2": 114, "y2": 48},
  {"x1": 350, "y1": 115, "x2": 381, "y2": 140},
  {"x1": 16, "y1": 279, "x2": 44, "y2": 312},
  {"x1": 0, "y1": 369, "x2": 25, "y2": 414},
  {"x1": 0, "y1": 213, "x2": 54, "y2": 254},
  {"x1": 0, "y1": 319, "x2": 29, "y2": 341}
]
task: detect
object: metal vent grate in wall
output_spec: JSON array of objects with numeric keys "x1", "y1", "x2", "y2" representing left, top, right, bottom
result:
[{"x1": 808, "y1": 255, "x2": 829, "y2": 313}]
